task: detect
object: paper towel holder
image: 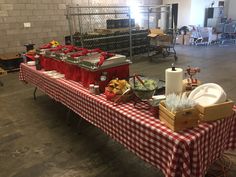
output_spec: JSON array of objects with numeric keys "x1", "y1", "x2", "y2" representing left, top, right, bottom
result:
[{"x1": 171, "y1": 63, "x2": 176, "y2": 71}]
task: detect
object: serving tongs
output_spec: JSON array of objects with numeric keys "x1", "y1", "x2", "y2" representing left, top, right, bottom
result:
[{"x1": 133, "y1": 74, "x2": 148, "y2": 90}]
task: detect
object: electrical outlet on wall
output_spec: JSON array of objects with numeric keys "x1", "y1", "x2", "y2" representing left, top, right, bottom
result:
[{"x1": 24, "y1": 22, "x2": 31, "y2": 28}]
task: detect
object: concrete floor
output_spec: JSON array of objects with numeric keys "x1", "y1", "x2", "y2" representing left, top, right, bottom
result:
[{"x1": 0, "y1": 45, "x2": 236, "y2": 177}]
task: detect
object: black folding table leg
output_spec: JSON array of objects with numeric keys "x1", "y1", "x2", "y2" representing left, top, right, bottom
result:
[
  {"x1": 33, "y1": 87, "x2": 37, "y2": 100},
  {"x1": 77, "y1": 117, "x2": 83, "y2": 134},
  {"x1": 0, "y1": 80, "x2": 3, "y2": 87},
  {"x1": 66, "y1": 109, "x2": 72, "y2": 126}
]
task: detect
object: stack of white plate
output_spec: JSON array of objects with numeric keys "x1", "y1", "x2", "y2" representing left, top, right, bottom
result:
[
  {"x1": 188, "y1": 83, "x2": 227, "y2": 107},
  {"x1": 27, "y1": 61, "x2": 35, "y2": 66},
  {"x1": 43, "y1": 70, "x2": 65, "y2": 79}
]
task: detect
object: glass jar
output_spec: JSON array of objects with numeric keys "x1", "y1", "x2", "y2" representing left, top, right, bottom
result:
[{"x1": 100, "y1": 72, "x2": 107, "y2": 82}]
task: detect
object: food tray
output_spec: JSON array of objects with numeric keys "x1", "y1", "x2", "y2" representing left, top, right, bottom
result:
[
  {"x1": 79, "y1": 54, "x2": 131, "y2": 71},
  {"x1": 65, "y1": 56, "x2": 80, "y2": 64}
]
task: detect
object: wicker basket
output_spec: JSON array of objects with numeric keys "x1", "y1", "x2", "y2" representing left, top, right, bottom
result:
[{"x1": 105, "y1": 88, "x2": 134, "y2": 103}]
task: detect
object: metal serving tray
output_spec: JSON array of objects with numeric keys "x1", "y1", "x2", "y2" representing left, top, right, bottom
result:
[{"x1": 78, "y1": 54, "x2": 131, "y2": 71}]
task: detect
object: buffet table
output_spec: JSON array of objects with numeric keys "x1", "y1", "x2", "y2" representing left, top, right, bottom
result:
[{"x1": 19, "y1": 63, "x2": 236, "y2": 177}]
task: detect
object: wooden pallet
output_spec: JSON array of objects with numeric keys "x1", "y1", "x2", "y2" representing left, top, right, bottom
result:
[
  {"x1": 0, "y1": 67, "x2": 7, "y2": 87},
  {"x1": 0, "y1": 67, "x2": 7, "y2": 76},
  {"x1": 0, "y1": 52, "x2": 21, "y2": 72}
]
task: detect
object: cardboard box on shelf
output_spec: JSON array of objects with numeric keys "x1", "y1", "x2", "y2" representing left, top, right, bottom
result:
[
  {"x1": 0, "y1": 67, "x2": 7, "y2": 76},
  {"x1": 0, "y1": 53, "x2": 20, "y2": 60},
  {"x1": 148, "y1": 28, "x2": 164, "y2": 38},
  {"x1": 210, "y1": 33, "x2": 218, "y2": 42},
  {"x1": 176, "y1": 34, "x2": 184, "y2": 45},
  {"x1": 217, "y1": 33, "x2": 222, "y2": 39},
  {"x1": 184, "y1": 34, "x2": 191, "y2": 45}
]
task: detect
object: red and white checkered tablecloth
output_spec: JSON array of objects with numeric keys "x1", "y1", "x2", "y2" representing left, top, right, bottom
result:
[{"x1": 19, "y1": 63, "x2": 236, "y2": 177}]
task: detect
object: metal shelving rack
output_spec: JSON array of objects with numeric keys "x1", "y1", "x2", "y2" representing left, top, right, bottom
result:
[
  {"x1": 137, "y1": 5, "x2": 173, "y2": 57},
  {"x1": 65, "y1": 5, "x2": 172, "y2": 61},
  {"x1": 66, "y1": 6, "x2": 134, "y2": 59}
]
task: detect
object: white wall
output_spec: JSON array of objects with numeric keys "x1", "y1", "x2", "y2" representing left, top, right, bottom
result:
[
  {"x1": 163, "y1": 0, "x2": 192, "y2": 27},
  {"x1": 89, "y1": 0, "x2": 162, "y2": 5},
  {"x1": 163, "y1": 0, "x2": 228, "y2": 27},
  {"x1": 190, "y1": 0, "x2": 213, "y2": 27},
  {"x1": 190, "y1": 0, "x2": 228, "y2": 27},
  {"x1": 228, "y1": 0, "x2": 236, "y2": 19}
]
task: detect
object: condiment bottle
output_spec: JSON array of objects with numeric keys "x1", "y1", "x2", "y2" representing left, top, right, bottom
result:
[
  {"x1": 35, "y1": 54, "x2": 41, "y2": 70},
  {"x1": 94, "y1": 85, "x2": 100, "y2": 95},
  {"x1": 100, "y1": 72, "x2": 107, "y2": 82},
  {"x1": 99, "y1": 72, "x2": 107, "y2": 93},
  {"x1": 89, "y1": 84, "x2": 95, "y2": 94},
  {"x1": 22, "y1": 54, "x2": 27, "y2": 63}
]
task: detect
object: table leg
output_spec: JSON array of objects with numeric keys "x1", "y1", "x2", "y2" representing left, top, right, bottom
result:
[
  {"x1": 77, "y1": 117, "x2": 83, "y2": 134},
  {"x1": 0, "y1": 80, "x2": 3, "y2": 87},
  {"x1": 66, "y1": 109, "x2": 72, "y2": 126},
  {"x1": 66, "y1": 109, "x2": 83, "y2": 134},
  {"x1": 206, "y1": 154, "x2": 232, "y2": 177},
  {"x1": 33, "y1": 87, "x2": 37, "y2": 100}
]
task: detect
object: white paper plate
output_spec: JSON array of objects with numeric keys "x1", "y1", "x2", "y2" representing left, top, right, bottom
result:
[
  {"x1": 27, "y1": 61, "x2": 35, "y2": 66},
  {"x1": 47, "y1": 72, "x2": 59, "y2": 77},
  {"x1": 52, "y1": 74, "x2": 65, "y2": 79},
  {"x1": 43, "y1": 70, "x2": 56, "y2": 74}
]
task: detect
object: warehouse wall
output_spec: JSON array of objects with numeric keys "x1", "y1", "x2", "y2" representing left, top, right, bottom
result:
[
  {"x1": 190, "y1": 0, "x2": 228, "y2": 27},
  {"x1": 0, "y1": 0, "x2": 84, "y2": 54},
  {"x1": 190, "y1": 0, "x2": 210, "y2": 27},
  {"x1": 163, "y1": 0, "x2": 228, "y2": 27},
  {"x1": 163, "y1": 0, "x2": 192, "y2": 28},
  {"x1": 191, "y1": 0, "x2": 229, "y2": 27},
  {"x1": 228, "y1": 0, "x2": 236, "y2": 19},
  {"x1": 0, "y1": 0, "x2": 162, "y2": 55}
]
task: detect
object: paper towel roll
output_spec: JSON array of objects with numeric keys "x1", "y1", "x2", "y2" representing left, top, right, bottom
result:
[{"x1": 165, "y1": 68, "x2": 183, "y2": 95}]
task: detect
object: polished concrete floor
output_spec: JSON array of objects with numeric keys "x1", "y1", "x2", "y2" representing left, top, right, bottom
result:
[{"x1": 0, "y1": 45, "x2": 236, "y2": 177}]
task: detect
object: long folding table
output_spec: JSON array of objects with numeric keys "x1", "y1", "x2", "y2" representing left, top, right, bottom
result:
[{"x1": 19, "y1": 63, "x2": 236, "y2": 177}]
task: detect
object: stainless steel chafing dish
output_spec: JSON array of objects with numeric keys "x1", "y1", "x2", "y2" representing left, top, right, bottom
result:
[{"x1": 78, "y1": 53, "x2": 131, "y2": 71}]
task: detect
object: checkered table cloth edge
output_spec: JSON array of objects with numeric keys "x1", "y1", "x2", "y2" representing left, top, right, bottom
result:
[{"x1": 19, "y1": 64, "x2": 236, "y2": 177}]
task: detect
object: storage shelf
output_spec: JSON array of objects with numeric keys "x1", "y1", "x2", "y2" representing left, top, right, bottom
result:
[
  {"x1": 84, "y1": 39, "x2": 148, "y2": 46},
  {"x1": 75, "y1": 32, "x2": 148, "y2": 42},
  {"x1": 68, "y1": 29, "x2": 150, "y2": 57},
  {"x1": 108, "y1": 44, "x2": 149, "y2": 52}
]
